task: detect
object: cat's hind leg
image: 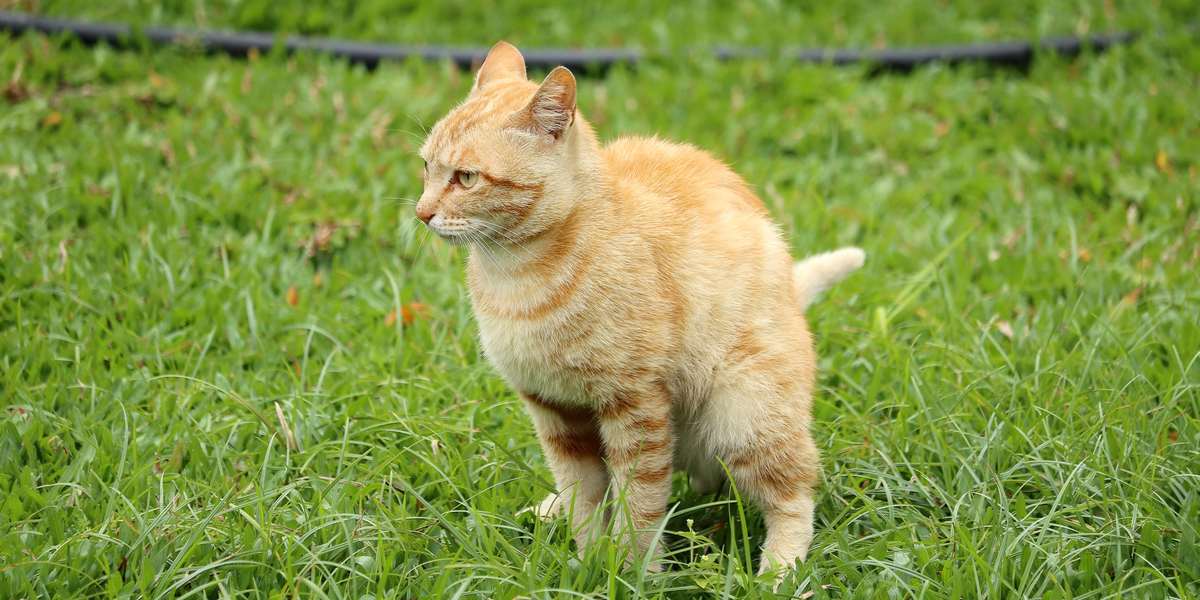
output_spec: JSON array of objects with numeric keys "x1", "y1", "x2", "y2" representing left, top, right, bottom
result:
[
  {"x1": 703, "y1": 360, "x2": 821, "y2": 575},
  {"x1": 728, "y1": 429, "x2": 820, "y2": 574}
]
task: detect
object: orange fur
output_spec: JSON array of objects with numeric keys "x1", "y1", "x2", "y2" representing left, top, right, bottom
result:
[{"x1": 416, "y1": 41, "x2": 864, "y2": 575}]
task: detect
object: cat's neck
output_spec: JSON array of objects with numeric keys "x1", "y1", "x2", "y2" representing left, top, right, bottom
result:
[
  {"x1": 469, "y1": 129, "x2": 611, "y2": 280},
  {"x1": 467, "y1": 182, "x2": 607, "y2": 281}
]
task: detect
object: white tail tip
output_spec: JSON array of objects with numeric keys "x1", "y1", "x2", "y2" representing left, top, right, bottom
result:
[{"x1": 793, "y1": 246, "x2": 865, "y2": 309}]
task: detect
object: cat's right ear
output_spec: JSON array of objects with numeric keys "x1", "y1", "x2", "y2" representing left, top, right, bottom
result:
[
  {"x1": 523, "y1": 66, "x2": 576, "y2": 140},
  {"x1": 473, "y1": 41, "x2": 527, "y2": 92}
]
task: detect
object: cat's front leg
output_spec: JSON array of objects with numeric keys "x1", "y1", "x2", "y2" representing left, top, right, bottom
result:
[
  {"x1": 521, "y1": 393, "x2": 609, "y2": 552},
  {"x1": 597, "y1": 383, "x2": 674, "y2": 571}
]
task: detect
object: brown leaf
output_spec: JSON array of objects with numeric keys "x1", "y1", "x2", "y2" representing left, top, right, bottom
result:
[
  {"x1": 384, "y1": 309, "x2": 397, "y2": 327},
  {"x1": 3, "y1": 80, "x2": 30, "y2": 103},
  {"x1": 401, "y1": 302, "x2": 429, "y2": 325},
  {"x1": 1167, "y1": 429, "x2": 1179, "y2": 442},
  {"x1": 1155, "y1": 149, "x2": 1171, "y2": 174},
  {"x1": 1120, "y1": 287, "x2": 1142, "y2": 307},
  {"x1": 286, "y1": 286, "x2": 299, "y2": 306},
  {"x1": 1002, "y1": 227, "x2": 1024, "y2": 250},
  {"x1": 41, "y1": 111, "x2": 62, "y2": 128},
  {"x1": 934, "y1": 121, "x2": 950, "y2": 138},
  {"x1": 159, "y1": 140, "x2": 176, "y2": 166},
  {"x1": 303, "y1": 221, "x2": 338, "y2": 257}
]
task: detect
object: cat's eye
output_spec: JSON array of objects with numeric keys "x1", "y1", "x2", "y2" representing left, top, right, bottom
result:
[{"x1": 455, "y1": 170, "x2": 479, "y2": 189}]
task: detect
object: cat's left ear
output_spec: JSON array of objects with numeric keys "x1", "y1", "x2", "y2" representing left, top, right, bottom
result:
[
  {"x1": 473, "y1": 41, "x2": 527, "y2": 92},
  {"x1": 524, "y1": 66, "x2": 576, "y2": 140}
]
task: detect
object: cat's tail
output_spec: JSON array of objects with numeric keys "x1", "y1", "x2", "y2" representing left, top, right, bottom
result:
[{"x1": 793, "y1": 247, "x2": 865, "y2": 309}]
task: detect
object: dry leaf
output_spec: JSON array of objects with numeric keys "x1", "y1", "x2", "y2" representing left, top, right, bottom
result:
[
  {"x1": 369, "y1": 109, "x2": 394, "y2": 146},
  {"x1": 1155, "y1": 149, "x2": 1171, "y2": 174},
  {"x1": 303, "y1": 221, "x2": 338, "y2": 257},
  {"x1": 1120, "y1": 287, "x2": 1142, "y2": 306},
  {"x1": 286, "y1": 286, "x2": 299, "y2": 306},
  {"x1": 159, "y1": 140, "x2": 176, "y2": 166},
  {"x1": 1002, "y1": 227, "x2": 1024, "y2": 250},
  {"x1": 384, "y1": 309, "x2": 397, "y2": 327},
  {"x1": 312, "y1": 271, "x2": 324, "y2": 288},
  {"x1": 934, "y1": 121, "x2": 950, "y2": 137},
  {"x1": 1077, "y1": 248, "x2": 1092, "y2": 263},
  {"x1": 56, "y1": 239, "x2": 71, "y2": 273},
  {"x1": 275, "y1": 402, "x2": 298, "y2": 451},
  {"x1": 401, "y1": 302, "x2": 429, "y2": 325},
  {"x1": 3, "y1": 80, "x2": 30, "y2": 103},
  {"x1": 41, "y1": 111, "x2": 62, "y2": 127},
  {"x1": 995, "y1": 321, "x2": 1014, "y2": 339}
]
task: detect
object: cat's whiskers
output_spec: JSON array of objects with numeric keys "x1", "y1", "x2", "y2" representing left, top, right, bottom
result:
[
  {"x1": 470, "y1": 220, "x2": 535, "y2": 266},
  {"x1": 386, "y1": 195, "x2": 420, "y2": 207},
  {"x1": 474, "y1": 219, "x2": 528, "y2": 249},
  {"x1": 468, "y1": 227, "x2": 521, "y2": 266}
]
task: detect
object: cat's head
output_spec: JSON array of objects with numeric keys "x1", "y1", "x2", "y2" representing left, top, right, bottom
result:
[{"x1": 417, "y1": 42, "x2": 590, "y2": 246}]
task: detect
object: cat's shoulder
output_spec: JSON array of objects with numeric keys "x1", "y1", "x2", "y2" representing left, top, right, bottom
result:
[{"x1": 601, "y1": 136, "x2": 765, "y2": 214}]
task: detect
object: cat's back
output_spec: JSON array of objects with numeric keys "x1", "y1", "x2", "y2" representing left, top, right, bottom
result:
[{"x1": 601, "y1": 136, "x2": 766, "y2": 216}]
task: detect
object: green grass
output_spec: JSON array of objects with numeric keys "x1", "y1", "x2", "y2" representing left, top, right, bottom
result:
[
  {"x1": 2, "y1": 2, "x2": 1199, "y2": 598},
  {"x1": 24, "y1": 0, "x2": 1200, "y2": 48}
]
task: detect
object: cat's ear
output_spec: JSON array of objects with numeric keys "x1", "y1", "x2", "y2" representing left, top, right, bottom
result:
[
  {"x1": 524, "y1": 66, "x2": 576, "y2": 139},
  {"x1": 473, "y1": 41, "x2": 527, "y2": 92}
]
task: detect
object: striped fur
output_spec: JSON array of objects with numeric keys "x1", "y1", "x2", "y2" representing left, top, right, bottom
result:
[{"x1": 416, "y1": 41, "x2": 863, "y2": 575}]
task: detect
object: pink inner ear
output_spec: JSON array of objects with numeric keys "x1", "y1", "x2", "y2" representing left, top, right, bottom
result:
[{"x1": 528, "y1": 69, "x2": 576, "y2": 137}]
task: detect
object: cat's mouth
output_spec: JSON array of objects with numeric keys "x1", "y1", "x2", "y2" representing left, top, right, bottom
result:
[
  {"x1": 425, "y1": 215, "x2": 490, "y2": 245},
  {"x1": 425, "y1": 218, "x2": 473, "y2": 245}
]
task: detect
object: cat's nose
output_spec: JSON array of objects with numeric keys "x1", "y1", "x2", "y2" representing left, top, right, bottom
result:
[{"x1": 416, "y1": 206, "x2": 435, "y2": 224}]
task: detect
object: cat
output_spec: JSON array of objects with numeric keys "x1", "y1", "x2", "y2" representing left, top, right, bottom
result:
[{"x1": 416, "y1": 41, "x2": 864, "y2": 575}]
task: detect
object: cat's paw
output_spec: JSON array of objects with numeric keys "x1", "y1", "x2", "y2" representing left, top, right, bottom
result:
[{"x1": 517, "y1": 492, "x2": 564, "y2": 521}]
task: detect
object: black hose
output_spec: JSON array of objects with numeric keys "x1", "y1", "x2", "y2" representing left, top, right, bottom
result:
[{"x1": 0, "y1": 10, "x2": 1138, "y2": 73}]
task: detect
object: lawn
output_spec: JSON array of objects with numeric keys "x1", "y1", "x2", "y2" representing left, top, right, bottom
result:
[{"x1": 2, "y1": 2, "x2": 1199, "y2": 598}]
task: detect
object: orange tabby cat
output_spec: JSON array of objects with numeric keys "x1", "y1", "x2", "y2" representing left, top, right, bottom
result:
[{"x1": 416, "y1": 41, "x2": 864, "y2": 574}]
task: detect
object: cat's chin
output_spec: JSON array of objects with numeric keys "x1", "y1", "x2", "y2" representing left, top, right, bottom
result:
[{"x1": 434, "y1": 232, "x2": 472, "y2": 246}]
